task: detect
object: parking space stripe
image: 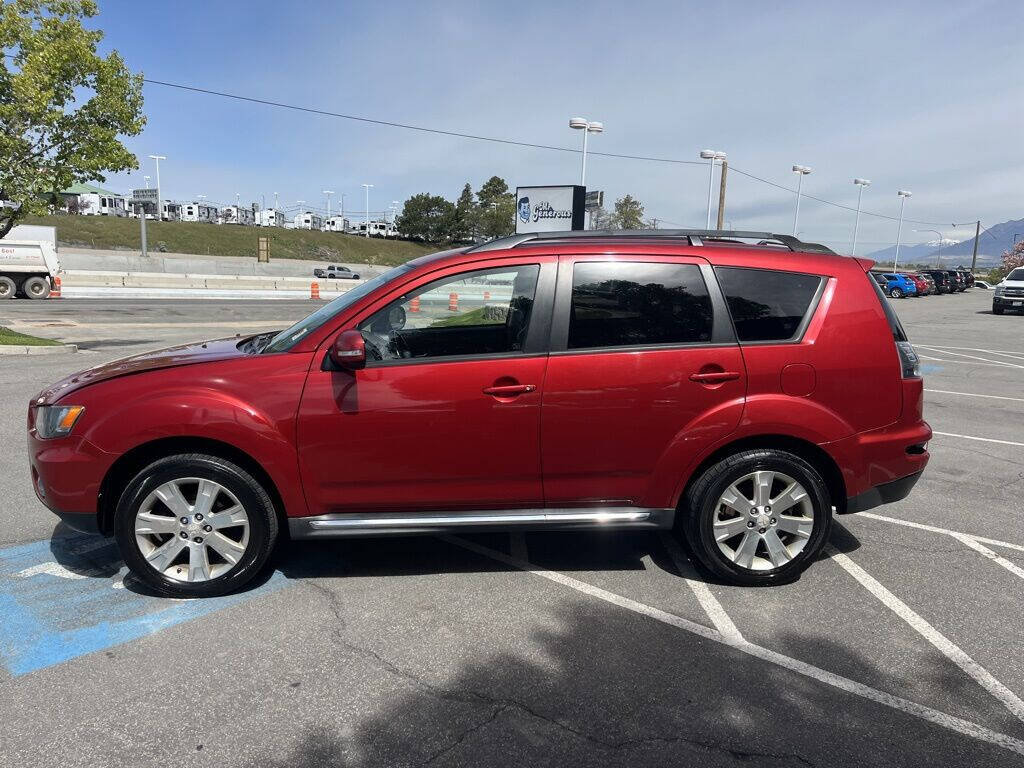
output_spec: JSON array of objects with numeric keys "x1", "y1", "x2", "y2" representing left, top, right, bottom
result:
[
  {"x1": 933, "y1": 431, "x2": 1024, "y2": 448},
  {"x1": 444, "y1": 535, "x2": 1024, "y2": 758},
  {"x1": 658, "y1": 533, "x2": 744, "y2": 645},
  {"x1": 860, "y1": 512, "x2": 1024, "y2": 554},
  {"x1": 828, "y1": 547, "x2": 1024, "y2": 723},
  {"x1": 917, "y1": 355, "x2": 1009, "y2": 368},
  {"x1": 917, "y1": 347, "x2": 1024, "y2": 369},
  {"x1": 925, "y1": 389, "x2": 1024, "y2": 403},
  {"x1": 919, "y1": 345, "x2": 1024, "y2": 361},
  {"x1": 952, "y1": 535, "x2": 1024, "y2": 582}
]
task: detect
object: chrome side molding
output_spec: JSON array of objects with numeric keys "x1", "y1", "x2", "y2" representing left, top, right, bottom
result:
[{"x1": 288, "y1": 507, "x2": 675, "y2": 539}]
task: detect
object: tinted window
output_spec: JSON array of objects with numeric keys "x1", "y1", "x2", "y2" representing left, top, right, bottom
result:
[
  {"x1": 359, "y1": 265, "x2": 540, "y2": 362},
  {"x1": 568, "y1": 262, "x2": 712, "y2": 349},
  {"x1": 716, "y1": 267, "x2": 822, "y2": 342},
  {"x1": 1008, "y1": 269, "x2": 1024, "y2": 281}
]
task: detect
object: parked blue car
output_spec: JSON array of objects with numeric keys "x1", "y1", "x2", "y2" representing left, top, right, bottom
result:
[{"x1": 878, "y1": 273, "x2": 917, "y2": 298}]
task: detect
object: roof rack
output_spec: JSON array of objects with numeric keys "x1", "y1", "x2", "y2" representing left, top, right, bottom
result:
[{"x1": 467, "y1": 229, "x2": 836, "y2": 255}]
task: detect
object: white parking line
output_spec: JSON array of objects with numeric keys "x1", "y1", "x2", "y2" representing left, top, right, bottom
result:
[
  {"x1": 933, "y1": 431, "x2": 1024, "y2": 448},
  {"x1": 925, "y1": 389, "x2": 1024, "y2": 403},
  {"x1": 828, "y1": 547, "x2": 1024, "y2": 723},
  {"x1": 444, "y1": 534, "x2": 1024, "y2": 758},
  {"x1": 860, "y1": 512, "x2": 1024, "y2": 554},
  {"x1": 917, "y1": 347, "x2": 1024, "y2": 369},
  {"x1": 918, "y1": 355, "x2": 1011, "y2": 369},
  {"x1": 920, "y1": 345, "x2": 1024, "y2": 361},
  {"x1": 953, "y1": 536, "x2": 1024, "y2": 582},
  {"x1": 658, "y1": 533, "x2": 744, "y2": 645}
]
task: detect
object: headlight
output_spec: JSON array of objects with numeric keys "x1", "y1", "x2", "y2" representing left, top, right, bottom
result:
[
  {"x1": 34, "y1": 405, "x2": 85, "y2": 439},
  {"x1": 994, "y1": 286, "x2": 1004, "y2": 296}
]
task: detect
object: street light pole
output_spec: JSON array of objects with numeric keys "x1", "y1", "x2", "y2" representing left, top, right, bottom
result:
[
  {"x1": 148, "y1": 155, "x2": 166, "y2": 220},
  {"x1": 913, "y1": 228, "x2": 943, "y2": 267},
  {"x1": 699, "y1": 150, "x2": 726, "y2": 229},
  {"x1": 851, "y1": 178, "x2": 871, "y2": 256},
  {"x1": 893, "y1": 190, "x2": 912, "y2": 272},
  {"x1": 791, "y1": 165, "x2": 812, "y2": 236},
  {"x1": 569, "y1": 118, "x2": 603, "y2": 187},
  {"x1": 362, "y1": 184, "x2": 373, "y2": 237},
  {"x1": 323, "y1": 190, "x2": 334, "y2": 222}
]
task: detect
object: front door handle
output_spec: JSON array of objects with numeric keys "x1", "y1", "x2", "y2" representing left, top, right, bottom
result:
[
  {"x1": 482, "y1": 384, "x2": 536, "y2": 397},
  {"x1": 689, "y1": 371, "x2": 741, "y2": 384}
]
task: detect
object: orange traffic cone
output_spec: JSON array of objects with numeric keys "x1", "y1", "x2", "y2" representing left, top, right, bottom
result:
[
  {"x1": 310, "y1": 281, "x2": 320, "y2": 300},
  {"x1": 51, "y1": 275, "x2": 62, "y2": 299},
  {"x1": 410, "y1": 297, "x2": 421, "y2": 313},
  {"x1": 448, "y1": 292, "x2": 459, "y2": 311}
]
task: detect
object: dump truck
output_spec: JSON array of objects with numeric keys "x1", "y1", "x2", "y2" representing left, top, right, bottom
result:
[{"x1": 0, "y1": 225, "x2": 61, "y2": 299}]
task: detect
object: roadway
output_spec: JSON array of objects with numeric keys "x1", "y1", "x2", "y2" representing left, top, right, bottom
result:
[{"x1": 0, "y1": 289, "x2": 1022, "y2": 767}]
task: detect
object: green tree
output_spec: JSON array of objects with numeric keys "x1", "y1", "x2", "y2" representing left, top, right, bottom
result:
[
  {"x1": 475, "y1": 175, "x2": 514, "y2": 240},
  {"x1": 395, "y1": 193, "x2": 457, "y2": 244},
  {"x1": 0, "y1": 0, "x2": 146, "y2": 237},
  {"x1": 607, "y1": 194, "x2": 645, "y2": 230},
  {"x1": 453, "y1": 182, "x2": 476, "y2": 242}
]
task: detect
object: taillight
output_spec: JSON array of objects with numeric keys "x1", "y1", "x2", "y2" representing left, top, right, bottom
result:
[{"x1": 896, "y1": 341, "x2": 921, "y2": 379}]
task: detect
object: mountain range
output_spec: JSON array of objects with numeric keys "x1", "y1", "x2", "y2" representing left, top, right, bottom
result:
[{"x1": 864, "y1": 217, "x2": 1023, "y2": 268}]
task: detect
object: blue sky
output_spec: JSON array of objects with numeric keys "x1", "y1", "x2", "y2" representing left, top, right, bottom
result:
[{"x1": 93, "y1": 0, "x2": 1022, "y2": 254}]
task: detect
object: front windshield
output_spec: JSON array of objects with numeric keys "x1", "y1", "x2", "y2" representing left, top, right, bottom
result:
[
  {"x1": 1007, "y1": 268, "x2": 1024, "y2": 281},
  {"x1": 263, "y1": 264, "x2": 414, "y2": 353}
]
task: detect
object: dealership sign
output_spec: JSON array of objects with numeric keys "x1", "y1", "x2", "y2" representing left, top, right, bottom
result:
[{"x1": 515, "y1": 185, "x2": 586, "y2": 233}]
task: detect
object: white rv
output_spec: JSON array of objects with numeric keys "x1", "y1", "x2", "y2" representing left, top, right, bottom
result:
[
  {"x1": 353, "y1": 220, "x2": 399, "y2": 238},
  {"x1": 293, "y1": 212, "x2": 324, "y2": 231},
  {"x1": 255, "y1": 209, "x2": 287, "y2": 227},
  {"x1": 324, "y1": 215, "x2": 350, "y2": 232},
  {"x1": 219, "y1": 205, "x2": 255, "y2": 226},
  {"x1": 181, "y1": 202, "x2": 219, "y2": 223},
  {"x1": 77, "y1": 192, "x2": 128, "y2": 217}
]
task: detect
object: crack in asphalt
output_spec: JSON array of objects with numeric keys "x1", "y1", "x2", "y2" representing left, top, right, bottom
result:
[{"x1": 304, "y1": 580, "x2": 817, "y2": 767}]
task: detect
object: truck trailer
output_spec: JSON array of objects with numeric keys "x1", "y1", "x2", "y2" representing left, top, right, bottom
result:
[{"x1": 0, "y1": 225, "x2": 61, "y2": 300}]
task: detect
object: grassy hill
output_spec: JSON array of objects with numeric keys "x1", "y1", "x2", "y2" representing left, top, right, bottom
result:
[{"x1": 23, "y1": 215, "x2": 435, "y2": 266}]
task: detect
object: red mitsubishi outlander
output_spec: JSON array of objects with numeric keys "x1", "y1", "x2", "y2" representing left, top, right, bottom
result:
[{"x1": 28, "y1": 230, "x2": 931, "y2": 597}]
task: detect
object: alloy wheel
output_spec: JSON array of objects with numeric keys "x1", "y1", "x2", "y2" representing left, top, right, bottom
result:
[
  {"x1": 134, "y1": 477, "x2": 250, "y2": 582},
  {"x1": 712, "y1": 470, "x2": 815, "y2": 571}
]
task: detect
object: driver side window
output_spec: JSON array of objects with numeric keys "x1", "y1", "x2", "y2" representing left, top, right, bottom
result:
[{"x1": 357, "y1": 264, "x2": 540, "y2": 362}]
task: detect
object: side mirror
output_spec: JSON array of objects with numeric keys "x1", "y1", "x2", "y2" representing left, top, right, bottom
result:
[{"x1": 329, "y1": 329, "x2": 366, "y2": 370}]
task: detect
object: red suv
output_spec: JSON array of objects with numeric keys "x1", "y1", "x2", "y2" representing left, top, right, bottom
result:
[{"x1": 28, "y1": 230, "x2": 931, "y2": 597}]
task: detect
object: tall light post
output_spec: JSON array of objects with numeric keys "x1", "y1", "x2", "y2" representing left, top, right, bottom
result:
[
  {"x1": 144, "y1": 175, "x2": 151, "y2": 188},
  {"x1": 892, "y1": 190, "x2": 912, "y2": 272},
  {"x1": 273, "y1": 192, "x2": 279, "y2": 211},
  {"x1": 914, "y1": 228, "x2": 944, "y2": 268},
  {"x1": 323, "y1": 189, "x2": 335, "y2": 221},
  {"x1": 851, "y1": 178, "x2": 871, "y2": 256},
  {"x1": 148, "y1": 155, "x2": 166, "y2": 220},
  {"x1": 699, "y1": 150, "x2": 726, "y2": 229},
  {"x1": 791, "y1": 165, "x2": 812, "y2": 235},
  {"x1": 569, "y1": 117, "x2": 603, "y2": 187},
  {"x1": 362, "y1": 184, "x2": 373, "y2": 237}
]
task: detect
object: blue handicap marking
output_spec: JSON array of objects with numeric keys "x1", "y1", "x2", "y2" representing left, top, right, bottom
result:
[
  {"x1": 0, "y1": 534, "x2": 287, "y2": 676},
  {"x1": 920, "y1": 363, "x2": 943, "y2": 374}
]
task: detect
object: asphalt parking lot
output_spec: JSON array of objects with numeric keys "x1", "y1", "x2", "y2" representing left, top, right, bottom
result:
[{"x1": 1, "y1": 290, "x2": 1022, "y2": 767}]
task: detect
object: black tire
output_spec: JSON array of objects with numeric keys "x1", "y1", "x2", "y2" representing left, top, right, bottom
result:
[
  {"x1": 890, "y1": 287, "x2": 903, "y2": 298},
  {"x1": 680, "y1": 449, "x2": 833, "y2": 586},
  {"x1": 114, "y1": 453, "x2": 278, "y2": 598},
  {"x1": 23, "y1": 276, "x2": 51, "y2": 300},
  {"x1": 993, "y1": 304, "x2": 1004, "y2": 315},
  {"x1": 0, "y1": 276, "x2": 15, "y2": 299}
]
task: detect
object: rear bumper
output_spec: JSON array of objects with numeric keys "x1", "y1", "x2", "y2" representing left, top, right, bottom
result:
[{"x1": 844, "y1": 471, "x2": 923, "y2": 514}]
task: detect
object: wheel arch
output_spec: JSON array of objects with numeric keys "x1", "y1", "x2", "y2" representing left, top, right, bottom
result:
[
  {"x1": 97, "y1": 436, "x2": 289, "y2": 536},
  {"x1": 677, "y1": 434, "x2": 847, "y2": 516}
]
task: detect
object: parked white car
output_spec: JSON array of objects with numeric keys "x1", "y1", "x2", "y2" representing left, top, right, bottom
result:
[{"x1": 991, "y1": 268, "x2": 1024, "y2": 315}]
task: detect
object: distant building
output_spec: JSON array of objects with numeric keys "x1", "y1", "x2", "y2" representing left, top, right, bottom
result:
[
  {"x1": 324, "y1": 215, "x2": 350, "y2": 232},
  {"x1": 219, "y1": 205, "x2": 254, "y2": 226},
  {"x1": 60, "y1": 183, "x2": 128, "y2": 217},
  {"x1": 293, "y1": 212, "x2": 323, "y2": 230},
  {"x1": 181, "y1": 202, "x2": 219, "y2": 223},
  {"x1": 255, "y1": 208, "x2": 287, "y2": 227}
]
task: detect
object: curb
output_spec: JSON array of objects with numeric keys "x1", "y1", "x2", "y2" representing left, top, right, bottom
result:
[{"x1": 0, "y1": 343, "x2": 78, "y2": 356}]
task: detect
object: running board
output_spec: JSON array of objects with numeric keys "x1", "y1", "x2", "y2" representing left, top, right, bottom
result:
[{"x1": 288, "y1": 507, "x2": 675, "y2": 539}]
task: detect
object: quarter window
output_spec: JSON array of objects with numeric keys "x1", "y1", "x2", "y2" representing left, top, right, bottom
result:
[
  {"x1": 567, "y1": 262, "x2": 713, "y2": 349},
  {"x1": 715, "y1": 267, "x2": 823, "y2": 342},
  {"x1": 358, "y1": 264, "x2": 540, "y2": 362}
]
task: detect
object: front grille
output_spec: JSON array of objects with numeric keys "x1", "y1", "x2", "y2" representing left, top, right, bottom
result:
[{"x1": 1003, "y1": 287, "x2": 1024, "y2": 297}]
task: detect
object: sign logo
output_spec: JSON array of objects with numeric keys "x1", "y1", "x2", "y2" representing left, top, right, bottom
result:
[{"x1": 518, "y1": 196, "x2": 531, "y2": 223}]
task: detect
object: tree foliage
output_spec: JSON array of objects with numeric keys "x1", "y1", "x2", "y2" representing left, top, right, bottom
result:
[
  {"x1": 1001, "y1": 240, "x2": 1024, "y2": 273},
  {"x1": 607, "y1": 194, "x2": 645, "y2": 230},
  {"x1": 474, "y1": 175, "x2": 514, "y2": 240},
  {"x1": 0, "y1": 0, "x2": 145, "y2": 237},
  {"x1": 395, "y1": 193, "x2": 457, "y2": 243}
]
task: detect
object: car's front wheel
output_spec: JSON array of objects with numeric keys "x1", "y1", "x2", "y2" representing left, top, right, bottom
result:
[
  {"x1": 681, "y1": 449, "x2": 832, "y2": 586},
  {"x1": 114, "y1": 454, "x2": 278, "y2": 597},
  {"x1": 993, "y1": 303, "x2": 1004, "y2": 315},
  {"x1": 890, "y1": 287, "x2": 904, "y2": 298}
]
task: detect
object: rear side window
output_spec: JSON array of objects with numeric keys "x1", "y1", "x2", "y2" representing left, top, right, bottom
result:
[
  {"x1": 568, "y1": 262, "x2": 712, "y2": 349},
  {"x1": 715, "y1": 267, "x2": 823, "y2": 342}
]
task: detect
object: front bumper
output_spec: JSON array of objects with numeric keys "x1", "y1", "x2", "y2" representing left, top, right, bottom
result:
[
  {"x1": 993, "y1": 294, "x2": 1024, "y2": 307},
  {"x1": 28, "y1": 428, "x2": 114, "y2": 529}
]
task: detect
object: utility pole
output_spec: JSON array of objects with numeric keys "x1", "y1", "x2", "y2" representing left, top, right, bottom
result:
[
  {"x1": 970, "y1": 220, "x2": 981, "y2": 273},
  {"x1": 716, "y1": 160, "x2": 728, "y2": 230}
]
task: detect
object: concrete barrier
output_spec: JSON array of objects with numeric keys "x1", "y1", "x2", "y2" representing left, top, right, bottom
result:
[{"x1": 62, "y1": 269, "x2": 365, "y2": 294}]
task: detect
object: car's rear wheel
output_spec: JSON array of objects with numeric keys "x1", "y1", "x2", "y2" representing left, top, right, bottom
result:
[
  {"x1": 681, "y1": 449, "x2": 832, "y2": 586},
  {"x1": 890, "y1": 287, "x2": 904, "y2": 298},
  {"x1": 114, "y1": 454, "x2": 278, "y2": 598},
  {"x1": 23, "y1": 276, "x2": 51, "y2": 300}
]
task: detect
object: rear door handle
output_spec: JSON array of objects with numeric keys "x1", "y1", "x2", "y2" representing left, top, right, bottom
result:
[
  {"x1": 482, "y1": 384, "x2": 536, "y2": 397},
  {"x1": 689, "y1": 371, "x2": 741, "y2": 384}
]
